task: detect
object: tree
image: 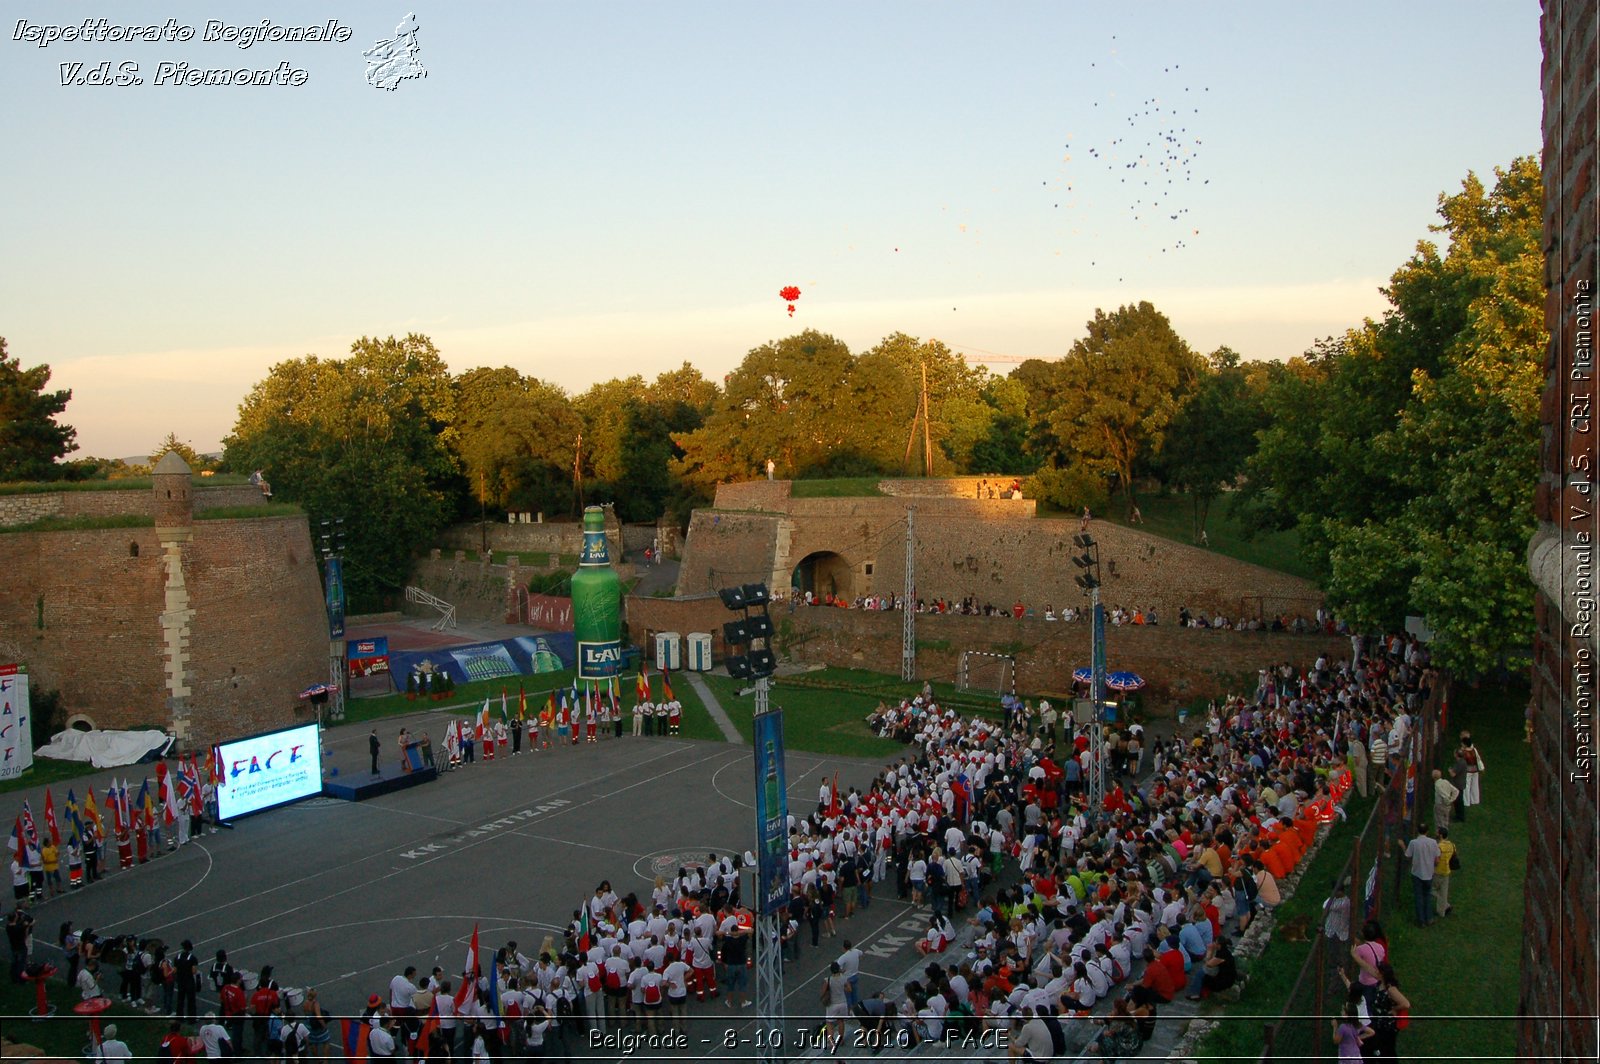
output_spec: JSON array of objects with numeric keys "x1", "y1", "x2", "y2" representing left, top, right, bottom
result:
[
  {"x1": 1160, "y1": 346, "x2": 1266, "y2": 540},
  {"x1": 224, "y1": 334, "x2": 459, "y2": 610},
  {"x1": 454, "y1": 367, "x2": 581, "y2": 517},
  {"x1": 0, "y1": 337, "x2": 77, "y2": 481},
  {"x1": 1043, "y1": 302, "x2": 1201, "y2": 507},
  {"x1": 673, "y1": 330, "x2": 860, "y2": 490},
  {"x1": 1243, "y1": 158, "x2": 1544, "y2": 674}
]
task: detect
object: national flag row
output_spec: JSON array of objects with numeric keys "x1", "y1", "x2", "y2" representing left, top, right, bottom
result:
[
  {"x1": 6, "y1": 751, "x2": 225, "y2": 876},
  {"x1": 441, "y1": 670, "x2": 678, "y2": 760}
]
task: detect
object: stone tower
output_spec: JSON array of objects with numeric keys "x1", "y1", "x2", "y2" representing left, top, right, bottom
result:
[{"x1": 152, "y1": 451, "x2": 195, "y2": 742}]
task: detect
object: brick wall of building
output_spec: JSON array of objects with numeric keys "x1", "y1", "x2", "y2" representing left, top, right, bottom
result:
[
  {"x1": 1523, "y1": 1, "x2": 1599, "y2": 1058},
  {"x1": 0, "y1": 515, "x2": 326, "y2": 745},
  {"x1": 435, "y1": 510, "x2": 624, "y2": 559},
  {"x1": 0, "y1": 484, "x2": 267, "y2": 527},
  {"x1": 627, "y1": 595, "x2": 1346, "y2": 706},
  {"x1": 678, "y1": 493, "x2": 1321, "y2": 622}
]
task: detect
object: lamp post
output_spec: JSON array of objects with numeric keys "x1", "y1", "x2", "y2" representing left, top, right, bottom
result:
[
  {"x1": 720, "y1": 582, "x2": 786, "y2": 1063},
  {"x1": 1072, "y1": 533, "x2": 1106, "y2": 817}
]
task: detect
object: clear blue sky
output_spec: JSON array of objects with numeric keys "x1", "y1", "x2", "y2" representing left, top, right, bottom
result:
[{"x1": 0, "y1": 1, "x2": 1542, "y2": 457}]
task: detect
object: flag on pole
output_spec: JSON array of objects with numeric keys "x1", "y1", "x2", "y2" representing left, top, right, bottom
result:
[
  {"x1": 576, "y1": 902, "x2": 593, "y2": 953},
  {"x1": 454, "y1": 924, "x2": 480, "y2": 1009},
  {"x1": 108, "y1": 781, "x2": 125, "y2": 837},
  {"x1": 158, "y1": 761, "x2": 178, "y2": 826},
  {"x1": 828, "y1": 772, "x2": 841, "y2": 817},
  {"x1": 64, "y1": 791, "x2": 81, "y2": 846},
  {"x1": 6, "y1": 816, "x2": 19, "y2": 856},
  {"x1": 19, "y1": 801, "x2": 39, "y2": 847},
  {"x1": 637, "y1": 661, "x2": 650, "y2": 702},
  {"x1": 609, "y1": 675, "x2": 620, "y2": 713},
  {"x1": 210, "y1": 745, "x2": 225, "y2": 791},
  {"x1": 83, "y1": 787, "x2": 103, "y2": 838},
  {"x1": 518, "y1": 683, "x2": 527, "y2": 722},
  {"x1": 661, "y1": 668, "x2": 675, "y2": 703},
  {"x1": 500, "y1": 688, "x2": 509, "y2": 723},
  {"x1": 43, "y1": 789, "x2": 60, "y2": 846},
  {"x1": 477, "y1": 699, "x2": 491, "y2": 739}
]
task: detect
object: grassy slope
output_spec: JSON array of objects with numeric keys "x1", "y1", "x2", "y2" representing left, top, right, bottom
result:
[{"x1": 1097, "y1": 490, "x2": 1315, "y2": 582}]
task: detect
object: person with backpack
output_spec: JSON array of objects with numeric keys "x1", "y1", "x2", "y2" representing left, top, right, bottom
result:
[
  {"x1": 301, "y1": 989, "x2": 332, "y2": 1060},
  {"x1": 157, "y1": 1019, "x2": 190, "y2": 1061}
]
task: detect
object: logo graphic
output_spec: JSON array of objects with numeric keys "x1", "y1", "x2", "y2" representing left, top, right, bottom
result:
[{"x1": 363, "y1": 13, "x2": 426, "y2": 90}]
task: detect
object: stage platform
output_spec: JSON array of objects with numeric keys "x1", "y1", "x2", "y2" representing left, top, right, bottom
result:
[{"x1": 322, "y1": 763, "x2": 437, "y2": 802}]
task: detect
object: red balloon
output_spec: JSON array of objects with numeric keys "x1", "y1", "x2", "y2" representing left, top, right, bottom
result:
[{"x1": 779, "y1": 286, "x2": 801, "y2": 318}]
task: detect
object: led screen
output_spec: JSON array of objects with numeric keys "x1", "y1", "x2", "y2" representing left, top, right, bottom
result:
[{"x1": 215, "y1": 723, "x2": 322, "y2": 820}]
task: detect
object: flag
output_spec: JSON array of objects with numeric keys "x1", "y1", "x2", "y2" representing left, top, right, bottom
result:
[
  {"x1": 576, "y1": 902, "x2": 593, "y2": 953},
  {"x1": 19, "y1": 801, "x2": 39, "y2": 847},
  {"x1": 829, "y1": 772, "x2": 841, "y2": 817},
  {"x1": 416, "y1": 995, "x2": 441, "y2": 1057},
  {"x1": 138, "y1": 778, "x2": 154, "y2": 830},
  {"x1": 209, "y1": 745, "x2": 225, "y2": 790},
  {"x1": 43, "y1": 789, "x2": 60, "y2": 846},
  {"x1": 64, "y1": 790, "x2": 81, "y2": 846},
  {"x1": 545, "y1": 690, "x2": 556, "y2": 720},
  {"x1": 83, "y1": 780, "x2": 103, "y2": 838},
  {"x1": 517, "y1": 683, "x2": 527, "y2": 722},
  {"x1": 108, "y1": 781, "x2": 125, "y2": 837},
  {"x1": 454, "y1": 924, "x2": 480, "y2": 1009},
  {"x1": 610, "y1": 675, "x2": 620, "y2": 713},
  {"x1": 484, "y1": 957, "x2": 501, "y2": 1019},
  {"x1": 186, "y1": 758, "x2": 203, "y2": 816},
  {"x1": 6, "y1": 816, "x2": 19, "y2": 856},
  {"x1": 158, "y1": 761, "x2": 178, "y2": 826},
  {"x1": 500, "y1": 688, "x2": 509, "y2": 723},
  {"x1": 115, "y1": 779, "x2": 132, "y2": 835},
  {"x1": 477, "y1": 699, "x2": 491, "y2": 739},
  {"x1": 661, "y1": 668, "x2": 675, "y2": 703},
  {"x1": 637, "y1": 662, "x2": 650, "y2": 702},
  {"x1": 339, "y1": 1018, "x2": 371, "y2": 1062}
]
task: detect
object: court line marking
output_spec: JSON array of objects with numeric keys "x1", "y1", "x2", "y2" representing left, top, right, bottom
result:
[
  {"x1": 710, "y1": 751, "x2": 835, "y2": 811},
  {"x1": 496, "y1": 832, "x2": 650, "y2": 860},
  {"x1": 131, "y1": 745, "x2": 705, "y2": 936},
  {"x1": 196, "y1": 748, "x2": 743, "y2": 948},
  {"x1": 99, "y1": 841, "x2": 215, "y2": 934}
]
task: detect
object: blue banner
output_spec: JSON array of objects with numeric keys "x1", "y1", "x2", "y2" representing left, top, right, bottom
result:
[
  {"x1": 1091, "y1": 600, "x2": 1106, "y2": 719},
  {"x1": 387, "y1": 634, "x2": 575, "y2": 692},
  {"x1": 324, "y1": 557, "x2": 346, "y2": 639},
  {"x1": 347, "y1": 637, "x2": 388, "y2": 658},
  {"x1": 752, "y1": 710, "x2": 791, "y2": 916}
]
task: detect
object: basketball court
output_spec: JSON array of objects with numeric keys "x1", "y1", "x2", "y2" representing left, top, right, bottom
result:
[{"x1": 13, "y1": 703, "x2": 946, "y2": 1060}]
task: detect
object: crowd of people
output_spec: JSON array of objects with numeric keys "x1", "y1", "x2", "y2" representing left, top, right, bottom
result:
[{"x1": 4, "y1": 630, "x2": 1449, "y2": 1062}]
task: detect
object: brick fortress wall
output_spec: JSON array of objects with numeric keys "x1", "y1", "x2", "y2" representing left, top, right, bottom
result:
[
  {"x1": 1522, "y1": 2, "x2": 1599, "y2": 1058},
  {"x1": 627, "y1": 595, "x2": 1346, "y2": 706},
  {"x1": 0, "y1": 516, "x2": 328, "y2": 744},
  {"x1": 0, "y1": 483, "x2": 266, "y2": 527},
  {"x1": 679, "y1": 486, "x2": 1321, "y2": 623}
]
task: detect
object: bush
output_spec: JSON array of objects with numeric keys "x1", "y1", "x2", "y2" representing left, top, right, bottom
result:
[
  {"x1": 1026, "y1": 464, "x2": 1110, "y2": 514},
  {"x1": 30, "y1": 687, "x2": 65, "y2": 748}
]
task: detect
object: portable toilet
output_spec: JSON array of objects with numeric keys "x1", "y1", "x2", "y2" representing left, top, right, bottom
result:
[
  {"x1": 685, "y1": 632, "x2": 713, "y2": 672},
  {"x1": 655, "y1": 631, "x2": 682, "y2": 671}
]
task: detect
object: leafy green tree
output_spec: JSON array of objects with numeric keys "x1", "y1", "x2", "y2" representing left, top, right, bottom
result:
[
  {"x1": 1160, "y1": 346, "x2": 1265, "y2": 540},
  {"x1": 1244, "y1": 158, "x2": 1544, "y2": 674},
  {"x1": 673, "y1": 330, "x2": 860, "y2": 490},
  {"x1": 1043, "y1": 302, "x2": 1201, "y2": 508},
  {"x1": 453, "y1": 367, "x2": 581, "y2": 518},
  {"x1": 224, "y1": 334, "x2": 458, "y2": 610},
  {"x1": 0, "y1": 337, "x2": 77, "y2": 481}
]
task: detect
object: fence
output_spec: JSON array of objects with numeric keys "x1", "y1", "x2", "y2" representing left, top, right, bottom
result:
[{"x1": 1261, "y1": 674, "x2": 1446, "y2": 1061}]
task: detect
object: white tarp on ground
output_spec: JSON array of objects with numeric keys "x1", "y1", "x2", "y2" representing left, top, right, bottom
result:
[{"x1": 35, "y1": 728, "x2": 172, "y2": 768}]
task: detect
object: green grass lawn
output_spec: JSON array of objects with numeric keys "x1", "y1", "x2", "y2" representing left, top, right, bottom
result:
[
  {"x1": 1378, "y1": 680, "x2": 1529, "y2": 1061},
  {"x1": 0, "y1": 753, "x2": 111, "y2": 796},
  {"x1": 1098, "y1": 490, "x2": 1315, "y2": 581},
  {"x1": 699, "y1": 672, "x2": 906, "y2": 759},
  {"x1": 0, "y1": 969, "x2": 167, "y2": 1061}
]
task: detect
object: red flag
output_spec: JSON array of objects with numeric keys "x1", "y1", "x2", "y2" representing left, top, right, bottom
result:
[
  {"x1": 43, "y1": 790, "x2": 60, "y2": 847},
  {"x1": 518, "y1": 684, "x2": 527, "y2": 721},
  {"x1": 157, "y1": 761, "x2": 177, "y2": 826},
  {"x1": 453, "y1": 924, "x2": 480, "y2": 1009},
  {"x1": 829, "y1": 772, "x2": 841, "y2": 817},
  {"x1": 19, "y1": 802, "x2": 39, "y2": 847}
]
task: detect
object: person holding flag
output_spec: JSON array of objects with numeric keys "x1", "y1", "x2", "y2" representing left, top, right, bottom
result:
[
  {"x1": 513, "y1": 685, "x2": 526, "y2": 756},
  {"x1": 609, "y1": 677, "x2": 624, "y2": 740},
  {"x1": 110, "y1": 780, "x2": 133, "y2": 871},
  {"x1": 64, "y1": 791, "x2": 84, "y2": 889},
  {"x1": 82, "y1": 787, "x2": 105, "y2": 882},
  {"x1": 662, "y1": 669, "x2": 678, "y2": 737},
  {"x1": 583, "y1": 684, "x2": 599, "y2": 744}
]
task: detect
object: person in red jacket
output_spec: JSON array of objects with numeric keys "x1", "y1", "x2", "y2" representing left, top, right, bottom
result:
[
  {"x1": 158, "y1": 1019, "x2": 190, "y2": 1060},
  {"x1": 218, "y1": 973, "x2": 247, "y2": 1047},
  {"x1": 1136, "y1": 945, "x2": 1183, "y2": 1003}
]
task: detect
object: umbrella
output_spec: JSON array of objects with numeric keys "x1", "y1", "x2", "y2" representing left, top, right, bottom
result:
[
  {"x1": 1072, "y1": 668, "x2": 1092, "y2": 684},
  {"x1": 298, "y1": 683, "x2": 336, "y2": 700},
  {"x1": 1106, "y1": 671, "x2": 1146, "y2": 692}
]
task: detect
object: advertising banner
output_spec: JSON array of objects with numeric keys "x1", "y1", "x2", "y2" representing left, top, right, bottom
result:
[
  {"x1": 347, "y1": 637, "x2": 389, "y2": 658},
  {"x1": 387, "y1": 634, "x2": 575, "y2": 692},
  {"x1": 752, "y1": 709, "x2": 791, "y2": 916},
  {"x1": 526, "y1": 594, "x2": 574, "y2": 631},
  {"x1": 0, "y1": 667, "x2": 33, "y2": 781},
  {"x1": 216, "y1": 723, "x2": 322, "y2": 820},
  {"x1": 324, "y1": 557, "x2": 346, "y2": 640}
]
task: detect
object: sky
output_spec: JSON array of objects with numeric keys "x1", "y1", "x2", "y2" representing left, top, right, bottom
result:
[{"x1": 0, "y1": 1, "x2": 1543, "y2": 459}]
